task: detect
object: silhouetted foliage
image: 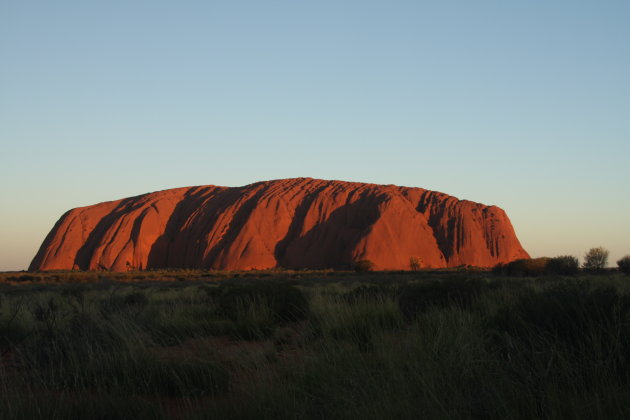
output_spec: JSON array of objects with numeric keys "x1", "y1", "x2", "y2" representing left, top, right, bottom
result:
[
  {"x1": 547, "y1": 255, "x2": 579, "y2": 275},
  {"x1": 341, "y1": 285, "x2": 398, "y2": 304},
  {"x1": 354, "y1": 260, "x2": 375, "y2": 273},
  {"x1": 123, "y1": 291, "x2": 149, "y2": 308},
  {"x1": 409, "y1": 257, "x2": 422, "y2": 271},
  {"x1": 488, "y1": 284, "x2": 630, "y2": 383},
  {"x1": 99, "y1": 291, "x2": 148, "y2": 319},
  {"x1": 398, "y1": 277, "x2": 489, "y2": 320},
  {"x1": 490, "y1": 284, "x2": 630, "y2": 346},
  {"x1": 492, "y1": 258, "x2": 550, "y2": 276},
  {"x1": 217, "y1": 281, "x2": 309, "y2": 323},
  {"x1": 618, "y1": 255, "x2": 630, "y2": 275},
  {"x1": 491, "y1": 262, "x2": 506, "y2": 275},
  {"x1": 583, "y1": 246, "x2": 609, "y2": 271}
]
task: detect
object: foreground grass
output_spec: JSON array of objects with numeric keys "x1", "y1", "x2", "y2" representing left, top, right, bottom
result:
[{"x1": 0, "y1": 270, "x2": 630, "y2": 419}]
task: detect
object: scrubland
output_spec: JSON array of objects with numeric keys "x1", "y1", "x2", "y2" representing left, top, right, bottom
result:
[{"x1": 1, "y1": 269, "x2": 630, "y2": 419}]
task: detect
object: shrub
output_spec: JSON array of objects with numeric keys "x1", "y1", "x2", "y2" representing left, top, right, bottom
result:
[
  {"x1": 314, "y1": 292, "x2": 402, "y2": 351},
  {"x1": 123, "y1": 292, "x2": 149, "y2": 308},
  {"x1": 409, "y1": 257, "x2": 422, "y2": 271},
  {"x1": 24, "y1": 311, "x2": 125, "y2": 368},
  {"x1": 491, "y1": 263, "x2": 506, "y2": 275},
  {"x1": 494, "y1": 258, "x2": 550, "y2": 276},
  {"x1": 398, "y1": 277, "x2": 490, "y2": 320},
  {"x1": 99, "y1": 291, "x2": 148, "y2": 319},
  {"x1": 618, "y1": 255, "x2": 630, "y2": 274},
  {"x1": 489, "y1": 285, "x2": 630, "y2": 345},
  {"x1": 583, "y1": 246, "x2": 609, "y2": 271},
  {"x1": 218, "y1": 281, "x2": 309, "y2": 324},
  {"x1": 487, "y1": 284, "x2": 630, "y2": 383},
  {"x1": 547, "y1": 255, "x2": 579, "y2": 275},
  {"x1": 341, "y1": 285, "x2": 398, "y2": 304},
  {"x1": 230, "y1": 294, "x2": 277, "y2": 339},
  {"x1": 354, "y1": 260, "x2": 374, "y2": 273}
]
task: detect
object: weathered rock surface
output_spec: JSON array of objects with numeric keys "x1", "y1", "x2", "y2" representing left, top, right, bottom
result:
[{"x1": 30, "y1": 178, "x2": 529, "y2": 271}]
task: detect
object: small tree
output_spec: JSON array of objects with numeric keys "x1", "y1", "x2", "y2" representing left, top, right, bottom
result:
[
  {"x1": 583, "y1": 247, "x2": 609, "y2": 271},
  {"x1": 618, "y1": 255, "x2": 630, "y2": 274},
  {"x1": 409, "y1": 257, "x2": 422, "y2": 271}
]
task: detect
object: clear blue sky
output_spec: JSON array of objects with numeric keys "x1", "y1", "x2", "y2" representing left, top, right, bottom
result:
[{"x1": 1, "y1": 1, "x2": 629, "y2": 271}]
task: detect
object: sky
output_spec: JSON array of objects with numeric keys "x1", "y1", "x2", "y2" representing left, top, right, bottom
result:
[{"x1": 1, "y1": 1, "x2": 629, "y2": 271}]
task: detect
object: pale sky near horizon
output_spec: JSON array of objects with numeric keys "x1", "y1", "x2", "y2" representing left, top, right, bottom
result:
[{"x1": 1, "y1": 1, "x2": 629, "y2": 271}]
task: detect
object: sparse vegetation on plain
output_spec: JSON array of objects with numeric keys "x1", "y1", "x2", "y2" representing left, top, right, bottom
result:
[{"x1": 0, "y1": 268, "x2": 630, "y2": 419}]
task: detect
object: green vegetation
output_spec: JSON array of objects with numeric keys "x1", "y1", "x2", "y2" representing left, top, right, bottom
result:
[{"x1": 1, "y1": 269, "x2": 630, "y2": 419}]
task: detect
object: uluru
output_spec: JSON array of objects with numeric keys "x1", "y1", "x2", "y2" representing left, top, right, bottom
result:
[{"x1": 29, "y1": 178, "x2": 529, "y2": 272}]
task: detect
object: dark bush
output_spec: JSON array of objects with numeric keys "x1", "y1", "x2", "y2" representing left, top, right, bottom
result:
[
  {"x1": 547, "y1": 255, "x2": 579, "y2": 275},
  {"x1": 32, "y1": 297, "x2": 59, "y2": 324},
  {"x1": 130, "y1": 357, "x2": 229, "y2": 397},
  {"x1": 618, "y1": 255, "x2": 630, "y2": 274},
  {"x1": 354, "y1": 260, "x2": 374, "y2": 273},
  {"x1": 26, "y1": 312, "x2": 124, "y2": 367},
  {"x1": 341, "y1": 285, "x2": 398, "y2": 304},
  {"x1": 487, "y1": 284, "x2": 630, "y2": 383},
  {"x1": 491, "y1": 263, "x2": 506, "y2": 275},
  {"x1": 123, "y1": 292, "x2": 148, "y2": 308},
  {"x1": 494, "y1": 258, "x2": 550, "y2": 276},
  {"x1": 218, "y1": 281, "x2": 309, "y2": 323},
  {"x1": 398, "y1": 277, "x2": 490, "y2": 320},
  {"x1": 55, "y1": 352, "x2": 228, "y2": 397},
  {"x1": 489, "y1": 285, "x2": 630, "y2": 345},
  {"x1": 99, "y1": 291, "x2": 148, "y2": 319},
  {"x1": 0, "y1": 315, "x2": 30, "y2": 355}
]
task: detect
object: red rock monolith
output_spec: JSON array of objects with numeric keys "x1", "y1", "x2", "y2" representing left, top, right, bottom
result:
[{"x1": 29, "y1": 178, "x2": 529, "y2": 271}]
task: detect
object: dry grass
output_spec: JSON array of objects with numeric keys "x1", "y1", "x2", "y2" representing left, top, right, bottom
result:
[{"x1": 0, "y1": 269, "x2": 629, "y2": 419}]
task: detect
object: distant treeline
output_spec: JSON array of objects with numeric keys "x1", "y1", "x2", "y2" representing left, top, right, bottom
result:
[{"x1": 494, "y1": 247, "x2": 630, "y2": 276}]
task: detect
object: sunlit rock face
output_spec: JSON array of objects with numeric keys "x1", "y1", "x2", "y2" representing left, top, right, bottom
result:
[{"x1": 30, "y1": 178, "x2": 529, "y2": 271}]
